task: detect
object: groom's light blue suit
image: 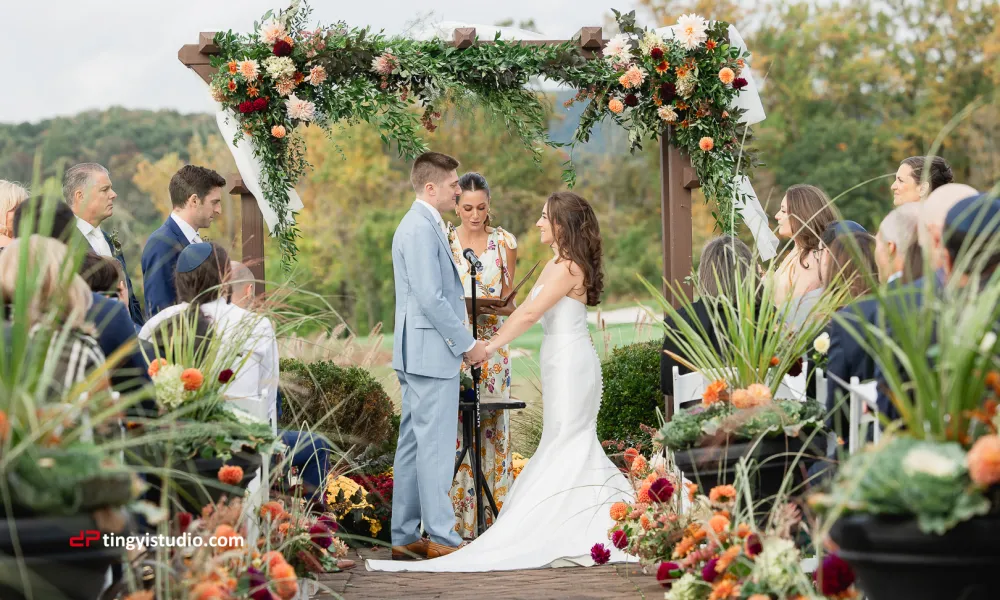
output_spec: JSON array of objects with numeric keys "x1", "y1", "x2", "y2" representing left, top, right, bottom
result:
[{"x1": 391, "y1": 200, "x2": 476, "y2": 547}]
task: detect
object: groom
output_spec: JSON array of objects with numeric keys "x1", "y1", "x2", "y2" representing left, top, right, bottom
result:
[{"x1": 391, "y1": 151, "x2": 488, "y2": 560}]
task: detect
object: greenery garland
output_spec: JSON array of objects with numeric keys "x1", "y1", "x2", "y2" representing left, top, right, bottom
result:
[{"x1": 210, "y1": 2, "x2": 755, "y2": 266}]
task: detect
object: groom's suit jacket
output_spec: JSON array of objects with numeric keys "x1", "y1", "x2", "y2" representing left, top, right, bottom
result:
[{"x1": 391, "y1": 201, "x2": 475, "y2": 379}]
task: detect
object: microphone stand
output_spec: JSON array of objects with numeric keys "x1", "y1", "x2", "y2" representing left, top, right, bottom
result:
[{"x1": 468, "y1": 257, "x2": 488, "y2": 535}]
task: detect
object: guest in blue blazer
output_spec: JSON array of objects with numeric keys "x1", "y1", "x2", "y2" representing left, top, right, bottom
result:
[
  {"x1": 63, "y1": 163, "x2": 145, "y2": 327},
  {"x1": 141, "y1": 165, "x2": 225, "y2": 318}
]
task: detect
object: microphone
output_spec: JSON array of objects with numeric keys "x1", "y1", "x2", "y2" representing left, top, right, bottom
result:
[{"x1": 463, "y1": 248, "x2": 483, "y2": 271}]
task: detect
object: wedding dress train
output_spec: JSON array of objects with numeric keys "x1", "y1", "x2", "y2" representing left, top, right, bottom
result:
[{"x1": 367, "y1": 288, "x2": 633, "y2": 572}]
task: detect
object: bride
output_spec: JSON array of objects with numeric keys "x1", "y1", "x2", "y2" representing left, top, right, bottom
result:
[{"x1": 367, "y1": 191, "x2": 633, "y2": 572}]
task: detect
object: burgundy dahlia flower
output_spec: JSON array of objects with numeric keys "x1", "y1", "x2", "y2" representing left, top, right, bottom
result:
[
  {"x1": 815, "y1": 553, "x2": 856, "y2": 595},
  {"x1": 590, "y1": 543, "x2": 611, "y2": 565},
  {"x1": 657, "y1": 561, "x2": 681, "y2": 587},
  {"x1": 649, "y1": 478, "x2": 675, "y2": 503},
  {"x1": 611, "y1": 529, "x2": 629, "y2": 550}
]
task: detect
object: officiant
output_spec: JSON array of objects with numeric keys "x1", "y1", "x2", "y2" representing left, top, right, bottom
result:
[{"x1": 446, "y1": 172, "x2": 517, "y2": 539}]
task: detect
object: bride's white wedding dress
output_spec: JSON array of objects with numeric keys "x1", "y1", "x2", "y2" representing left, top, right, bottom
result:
[{"x1": 366, "y1": 287, "x2": 633, "y2": 572}]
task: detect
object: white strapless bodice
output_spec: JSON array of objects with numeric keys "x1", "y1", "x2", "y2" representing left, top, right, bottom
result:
[{"x1": 539, "y1": 295, "x2": 590, "y2": 337}]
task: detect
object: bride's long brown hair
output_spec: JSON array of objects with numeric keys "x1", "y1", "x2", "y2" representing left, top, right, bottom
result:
[{"x1": 546, "y1": 192, "x2": 604, "y2": 306}]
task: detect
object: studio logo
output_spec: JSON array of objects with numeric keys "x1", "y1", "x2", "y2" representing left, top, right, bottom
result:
[{"x1": 69, "y1": 530, "x2": 101, "y2": 548}]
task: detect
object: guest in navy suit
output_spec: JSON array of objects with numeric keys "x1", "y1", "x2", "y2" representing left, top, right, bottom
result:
[
  {"x1": 141, "y1": 165, "x2": 225, "y2": 318},
  {"x1": 64, "y1": 163, "x2": 145, "y2": 327},
  {"x1": 12, "y1": 199, "x2": 152, "y2": 399}
]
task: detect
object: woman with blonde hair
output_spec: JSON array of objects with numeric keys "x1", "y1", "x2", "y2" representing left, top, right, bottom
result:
[
  {"x1": 0, "y1": 235, "x2": 107, "y2": 397},
  {"x1": 0, "y1": 180, "x2": 30, "y2": 248}
]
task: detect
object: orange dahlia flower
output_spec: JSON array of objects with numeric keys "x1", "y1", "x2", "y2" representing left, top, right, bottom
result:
[
  {"x1": 217, "y1": 465, "x2": 244, "y2": 485},
  {"x1": 699, "y1": 137, "x2": 715, "y2": 152},
  {"x1": 147, "y1": 358, "x2": 168, "y2": 377},
  {"x1": 719, "y1": 67, "x2": 735, "y2": 84},
  {"x1": 180, "y1": 368, "x2": 204, "y2": 391},
  {"x1": 610, "y1": 502, "x2": 629, "y2": 521},
  {"x1": 710, "y1": 485, "x2": 737, "y2": 504},
  {"x1": 609, "y1": 98, "x2": 625, "y2": 114},
  {"x1": 968, "y1": 434, "x2": 1000, "y2": 486},
  {"x1": 703, "y1": 379, "x2": 728, "y2": 406},
  {"x1": 709, "y1": 514, "x2": 730, "y2": 534}
]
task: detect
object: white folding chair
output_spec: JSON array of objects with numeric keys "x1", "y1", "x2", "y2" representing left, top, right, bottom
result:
[
  {"x1": 815, "y1": 368, "x2": 828, "y2": 407},
  {"x1": 848, "y1": 377, "x2": 880, "y2": 454},
  {"x1": 774, "y1": 359, "x2": 809, "y2": 401},
  {"x1": 672, "y1": 366, "x2": 708, "y2": 414}
]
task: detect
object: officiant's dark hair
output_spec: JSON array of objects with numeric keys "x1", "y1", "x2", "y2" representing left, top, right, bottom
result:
[
  {"x1": 546, "y1": 192, "x2": 604, "y2": 306},
  {"x1": 901, "y1": 155, "x2": 953, "y2": 192},
  {"x1": 169, "y1": 165, "x2": 226, "y2": 208},
  {"x1": 175, "y1": 242, "x2": 231, "y2": 306},
  {"x1": 410, "y1": 152, "x2": 459, "y2": 193},
  {"x1": 458, "y1": 172, "x2": 491, "y2": 225}
]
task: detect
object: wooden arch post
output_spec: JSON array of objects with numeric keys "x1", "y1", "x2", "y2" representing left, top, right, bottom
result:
[{"x1": 178, "y1": 26, "x2": 697, "y2": 304}]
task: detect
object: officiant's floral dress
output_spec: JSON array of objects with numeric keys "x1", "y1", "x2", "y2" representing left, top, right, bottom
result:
[{"x1": 448, "y1": 224, "x2": 516, "y2": 538}]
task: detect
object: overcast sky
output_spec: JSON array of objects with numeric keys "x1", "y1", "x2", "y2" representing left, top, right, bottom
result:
[{"x1": 1, "y1": 0, "x2": 641, "y2": 124}]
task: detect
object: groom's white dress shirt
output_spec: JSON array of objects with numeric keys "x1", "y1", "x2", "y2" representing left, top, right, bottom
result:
[
  {"x1": 75, "y1": 218, "x2": 113, "y2": 257},
  {"x1": 414, "y1": 198, "x2": 476, "y2": 354},
  {"x1": 171, "y1": 213, "x2": 203, "y2": 244}
]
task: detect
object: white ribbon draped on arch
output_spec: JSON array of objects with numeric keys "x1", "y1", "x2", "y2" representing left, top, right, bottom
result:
[{"x1": 199, "y1": 20, "x2": 778, "y2": 260}]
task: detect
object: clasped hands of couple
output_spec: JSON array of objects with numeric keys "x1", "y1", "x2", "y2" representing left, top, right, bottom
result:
[{"x1": 463, "y1": 339, "x2": 496, "y2": 369}]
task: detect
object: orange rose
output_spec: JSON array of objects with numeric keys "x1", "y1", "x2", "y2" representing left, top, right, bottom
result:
[
  {"x1": 718, "y1": 67, "x2": 735, "y2": 84},
  {"x1": 699, "y1": 137, "x2": 715, "y2": 152},
  {"x1": 608, "y1": 98, "x2": 625, "y2": 114},
  {"x1": 147, "y1": 358, "x2": 168, "y2": 377},
  {"x1": 968, "y1": 434, "x2": 1000, "y2": 486},
  {"x1": 271, "y1": 125, "x2": 287, "y2": 138},
  {"x1": 217, "y1": 465, "x2": 244, "y2": 485},
  {"x1": 623, "y1": 447, "x2": 640, "y2": 466},
  {"x1": 180, "y1": 368, "x2": 204, "y2": 391},
  {"x1": 610, "y1": 502, "x2": 629, "y2": 521}
]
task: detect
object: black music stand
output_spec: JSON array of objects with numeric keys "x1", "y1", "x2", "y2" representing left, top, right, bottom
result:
[{"x1": 454, "y1": 254, "x2": 526, "y2": 536}]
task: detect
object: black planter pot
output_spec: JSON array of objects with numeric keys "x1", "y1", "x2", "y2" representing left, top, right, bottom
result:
[
  {"x1": 830, "y1": 513, "x2": 1000, "y2": 600},
  {"x1": 673, "y1": 435, "x2": 820, "y2": 515},
  {"x1": 128, "y1": 445, "x2": 262, "y2": 513},
  {"x1": 0, "y1": 510, "x2": 130, "y2": 600}
]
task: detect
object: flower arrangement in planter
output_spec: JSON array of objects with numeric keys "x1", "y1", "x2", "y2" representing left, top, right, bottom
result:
[
  {"x1": 810, "y1": 234, "x2": 1000, "y2": 600},
  {"x1": 128, "y1": 310, "x2": 277, "y2": 511},
  {"x1": 256, "y1": 497, "x2": 352, "y2": 578},
  {"x1": 348, "y1": 468, "x2": 393, "y2": 540},
  {"x1": 120, "y1": 497, "x2": 320, "y2": 600},
  {"x1": 596, "y1": 448, "x2": 858, "y2": 599},
  {"x1": 323, "y1": 474, "x2": 382, "y2": 541}
]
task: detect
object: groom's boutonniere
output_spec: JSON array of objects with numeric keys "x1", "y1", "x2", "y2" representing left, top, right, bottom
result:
[{"x1": 108, "y1": 228, "x2": 123, "y2": 256}]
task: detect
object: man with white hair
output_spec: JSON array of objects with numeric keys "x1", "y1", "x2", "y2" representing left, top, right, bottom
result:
[
  {"x1": 228, "y1": 260, "x2": 256, "y2": 310},
  {"x1": 65, "y1": 163, "x2": 144, "y2": 326},
  {"x1": 874, "y1": 203, "x2": 921, "y2": 284}
]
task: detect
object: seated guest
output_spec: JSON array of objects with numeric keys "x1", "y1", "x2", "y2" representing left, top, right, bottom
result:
[
  {"x1": 64, "y1": 163, "x2": 144, "y2": 327},
  {"x1": 875, "y1": 204, "x2": 921, "y2": 285},
  {"x1": 12, "y1": 199, "x2": 150, "y2": 396},
  {"x1": 660, "y1": 236, "x2": 756, "y2": 403},
  {"x1": 0, "y1": 236, "x2": 108, "y2": 399},
  {"x1": 139, "y1": 243, "x2": 279, "y2": 428},
  {"x1": 786, "y1": 220, "x2": 868, "y2": 328},
  {"x1": 81, "y1": 252, "x2": 130, "y2": 306},
  {"x1": 142, "y1": 165, "x2": 225, "y2": 318},
  {"x1": 771, "y1": 185, "x2": 837, "y2": 322},
  {"x1": 891, "y1": 155, "x2": 954, "y2": 206},
  {"x1": 228, "y1": 260, "x2": 256, "y2": 309},
  {"x1": 0, "y1": 180, "x2": 29, "y2": 249}
]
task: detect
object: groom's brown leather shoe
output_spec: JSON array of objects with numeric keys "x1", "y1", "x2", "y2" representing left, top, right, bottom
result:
[
  {"x1": 391, "y1": 538, "x2": 428, "y2": 560},
  {"x1": 425, "y1": 540, "x2": 465, "y2": 558}
]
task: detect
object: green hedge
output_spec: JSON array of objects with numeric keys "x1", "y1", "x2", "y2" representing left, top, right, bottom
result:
[
  {"x1": 279, "y1": 359, "x2": 394, "y2": 457},
  {"x1": 597, "y1": 339, "x2": 662, "y2": 445}
]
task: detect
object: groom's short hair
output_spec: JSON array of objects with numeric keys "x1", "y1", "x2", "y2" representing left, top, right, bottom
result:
[{"x1": 410, "y1": 152, "x2": 459, "y2": 194}]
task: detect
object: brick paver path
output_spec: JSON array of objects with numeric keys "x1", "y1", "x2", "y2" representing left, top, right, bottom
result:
[{"x1": 314, "y1": 547, "x2": 666, "y2": 599}]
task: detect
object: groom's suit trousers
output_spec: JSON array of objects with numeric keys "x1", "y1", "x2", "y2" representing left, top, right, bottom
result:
[{"x1": 392, "y1": 369, "x2": 463, "y2": 547}]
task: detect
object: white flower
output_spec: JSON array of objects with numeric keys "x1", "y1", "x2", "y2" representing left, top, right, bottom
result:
[
  {"x1": 677, "y1": 72, "x2": 697, "y2": 97},
  {"x1": 263, "y1": 55, "x2": 296, "y2": 80},
  {"x1": 664, "y1": 573, "x2": 702, "y2": 600},
  {"x1": 980, "y1": 331, "x2": 997, "y2": 353},
  {"x1": 261, "y1": 19, "x2": 287, "y2": 45},
  {"x1": 286, "y1": 94, "x2": 316, "y2": 121},
  {"x1": 676, "y1": 14, "x2": 709, "y2": 50},
  {"x1": 902, "y1": 447, "x2": 960, "y2": 478},
  {"x1": 813, "y1": 332, "x2": 831, "y2": 354},
  {"x1": 153, "y1": 365, "x2": 186, "y2": 410},
  {"x1": 658, "y1": 105, "x2": 678, "y2": 123},
  {"x1": 237, "y1": 59, "x2": 259, "y2": 81},
  {"x1": 639, "y1": 31, "x2": 664, "y2": 55},
  {"x1": 603, "y1": 33, "x2": 631, "y2": 62},
  {"x1": 751, "y1": 537, "x2": 800, "y2": 593}
]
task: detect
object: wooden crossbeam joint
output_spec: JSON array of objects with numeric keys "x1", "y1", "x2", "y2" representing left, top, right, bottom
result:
[
  {"x1": 198, "y1": 32, "x2": 219, "y2": 54},
  {"x1": 577, "y1": 27, "x2": 603, "y2": 50},
  {"x1": 682, "y1": 167, "x2": 701, "y2": 190}
]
